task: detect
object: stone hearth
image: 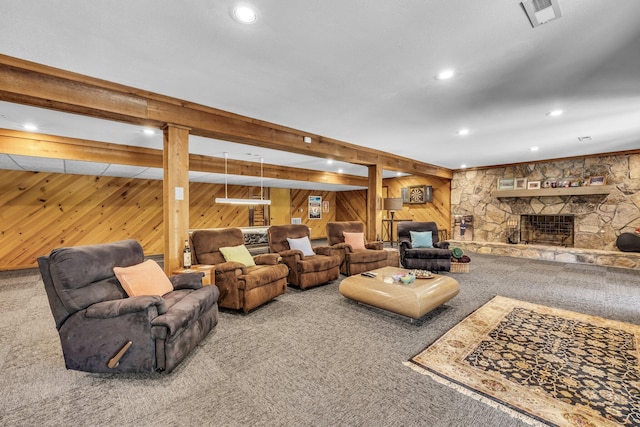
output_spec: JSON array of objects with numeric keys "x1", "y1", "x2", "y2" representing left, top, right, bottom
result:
[{"x1": 449, "y1": 240, "x2": 640, "y2": 270}]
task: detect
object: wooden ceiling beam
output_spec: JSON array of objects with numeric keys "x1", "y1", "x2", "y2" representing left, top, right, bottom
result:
[
  {"x1": 0, "y1": 55, "x2": 452, "y2": 180},
  {"x1": 0, "y1": 129, "x2": 367, "y2": 186}
]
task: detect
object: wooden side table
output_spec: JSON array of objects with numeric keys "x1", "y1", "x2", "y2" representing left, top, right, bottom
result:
[{"x1": 172, "y1": 264, "x2": 215, "y2": 286}]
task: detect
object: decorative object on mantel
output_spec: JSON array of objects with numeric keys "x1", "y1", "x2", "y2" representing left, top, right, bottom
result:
[
  {"x1": 526, "y1": 180, "x2": 541, "y2": 190},
  {"x1": 588, "y1": 175, "x2": 606, "y2": 186},
  {"x1": 401, "y1": 185, "x2": 432, "y2": 204},
  {"x1": 514, "y1": 178, "x2": 527, "y2": 189},
  {"x1": 497, "y1": 178, "x2": 514, "y2": 190},
  {"x1": 492, "y1": 185, "x2": 613, "y2": 198}
]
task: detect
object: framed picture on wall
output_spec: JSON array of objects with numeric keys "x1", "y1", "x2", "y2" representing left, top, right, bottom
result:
[
  {"x1": 308, "y1": 196, "x2": 322, "y2": 219},
  {"x1": 527, "y1": 181, "x2": 541, "y2": 190}
]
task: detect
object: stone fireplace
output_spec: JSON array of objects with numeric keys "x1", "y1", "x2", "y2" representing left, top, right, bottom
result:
[{"x1": 520, "y1": 214, "x2": 574, "y2": 247}]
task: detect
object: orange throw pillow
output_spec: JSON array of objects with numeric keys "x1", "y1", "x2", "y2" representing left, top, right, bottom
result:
[
  {"x1": 343, "y1": 232, "x2": 366, "y2": 250},
  {"x1": 114, "y1": 259, "x2": 173, "y2": 297}
]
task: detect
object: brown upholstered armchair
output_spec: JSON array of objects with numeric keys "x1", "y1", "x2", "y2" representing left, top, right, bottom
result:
[
  {"x1": 398, "y1": 221, "x2": 451, "y2": 272},
  {"x1": 326, "y1": 221, "x2": 389, "y2": 275},
  {"x1": 37, "y1": 239, "x2": 219, "y2": 374},
  {"x1": 191, "y1": 228, "x2": 288, "y2": 312},
  {"x1": 268, "y1": 224, "x2": 341, "y2": 290}
]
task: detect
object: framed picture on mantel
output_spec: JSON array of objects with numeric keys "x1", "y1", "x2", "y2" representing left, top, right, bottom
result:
[{"x1": 497, "y1": 178, "x2": 515, "y2": 190}]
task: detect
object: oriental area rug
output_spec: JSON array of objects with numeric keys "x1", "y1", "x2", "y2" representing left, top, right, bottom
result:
[{"x1": 406, "y1": 296, "x2": 640, "y2": 427}]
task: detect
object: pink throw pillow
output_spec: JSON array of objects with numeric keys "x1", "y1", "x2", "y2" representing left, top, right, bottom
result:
[
  {"x1": 343, "y1": 232, "x2": 366, "y2": 250},
  {"x1": 114, "y1": 259, "x2": 173, "y2": 297}
]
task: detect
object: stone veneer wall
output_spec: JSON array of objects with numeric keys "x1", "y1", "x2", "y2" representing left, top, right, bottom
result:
[{"x1": 451, "y1": 153, "x2": 640, "y2": 251}]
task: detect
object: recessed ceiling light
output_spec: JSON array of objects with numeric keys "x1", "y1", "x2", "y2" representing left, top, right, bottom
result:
[
  {"x1": 327, "y1": 159, "x2": 333, "y2": 165},
  {"x1": 460, "y1": 164, "x2": 467, "y2": 169},
  {"x1": 231, "y1": 5, "x2": 257, "y2": 24},
  {"x1": 457, "y1": 128, "x2": 470, "y2": 136},
  {"x1": 529, "y1": 146, "x2": 539, "y2": 151},
  {"x1": 435, "y1": 69, "x2": 455, "y2": 80},
  {"x1": 547, "y1": 109, "x2": 563, "y2": 117},
  {"x1": 337, "y1": 168, "x2": 343, "y2": 174},
  {"x1": 23, "y1": 123, "x2": 38, "y2": 131},
  {"x1": 143, "y1": 128, "x2": 155, "y2": 135},
  {"x1": 396, "y1": 172, "x2": 402, "y2": 176}
]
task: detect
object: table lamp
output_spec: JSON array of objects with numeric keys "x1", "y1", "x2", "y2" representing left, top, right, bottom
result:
[{"x1": 383, "y1": 198, "x2": 403, "y2": 246}]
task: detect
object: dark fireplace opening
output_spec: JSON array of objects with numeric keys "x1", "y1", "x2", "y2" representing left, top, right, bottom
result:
[{"x1": 520, "y1": 214, "x2": 574, "y2": 247}]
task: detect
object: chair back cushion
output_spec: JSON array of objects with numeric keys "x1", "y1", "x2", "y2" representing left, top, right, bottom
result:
[
  {"x1": 326, "y1": 221, "x2": 365, "y2": 246},
  {"x1": 38, "y1": 239, "x2": 143, "y2": 327},
  {"x1": 398, "y1": 222, "x2": 441, "y2": 245},
  {"x1": 268, "y1": 224, "x2": 311, "y2": 253},
  {"x1": 191, "y1": 228, "x2": 244, "y2": 265}
]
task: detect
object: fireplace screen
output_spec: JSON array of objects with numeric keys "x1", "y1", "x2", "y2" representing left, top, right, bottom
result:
[{"x1": 520, "y1": 214, "x2": 574, "y2": 247}]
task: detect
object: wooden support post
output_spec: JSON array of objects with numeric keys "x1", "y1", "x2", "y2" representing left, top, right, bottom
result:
[
  {"x1": 163, "y1": 124, "x2": 191, "y2": 275},
  {"x1": 367, "y1": 164, "x2": 383, "y2": 242}
]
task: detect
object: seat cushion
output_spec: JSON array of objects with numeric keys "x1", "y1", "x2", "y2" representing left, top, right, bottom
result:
[
  {"x1": 298, "y1": 254, "x2": 341, "y2": 273},
  {"x1": 348, "y1": 249, "x2": 388, "y2": 263},
  {"x1": 242, "y1": 264, "x2": 289, "y2": 291},
  {"x1": 404, "y1": 248, "x2": 451, "y2": 259}
]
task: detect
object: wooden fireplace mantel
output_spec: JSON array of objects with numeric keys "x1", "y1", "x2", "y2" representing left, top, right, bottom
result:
[{"x1": 492, "y1": 185, "x2": 613, "y2": 198}]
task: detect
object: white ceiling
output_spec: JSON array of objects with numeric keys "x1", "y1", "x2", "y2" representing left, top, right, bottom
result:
[{"x1": 1, "y1": 0, "x2": 639, "y2": 191}]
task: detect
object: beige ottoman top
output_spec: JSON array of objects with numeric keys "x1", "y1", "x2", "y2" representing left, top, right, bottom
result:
[{"x1": 339, "y1": 266, "x2": 460, "y2": 320}]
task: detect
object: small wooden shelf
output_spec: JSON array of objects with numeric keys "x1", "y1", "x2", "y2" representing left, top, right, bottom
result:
[{"x1": 492, "y1": 185, "x2": 613, "y2": 198}]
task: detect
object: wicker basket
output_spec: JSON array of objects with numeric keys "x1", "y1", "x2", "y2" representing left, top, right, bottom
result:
[{"x1": 450, "y1": 262, "x2": 470, "y2": 273}]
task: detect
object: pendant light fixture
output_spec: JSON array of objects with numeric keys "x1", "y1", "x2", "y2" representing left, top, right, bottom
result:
[{"x1": 215, "y1": 152, "x2": 271, "y2": 205}]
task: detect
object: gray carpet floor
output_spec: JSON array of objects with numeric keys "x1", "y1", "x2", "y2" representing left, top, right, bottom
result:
[{"x1": 1, "y1": 254, "x2": 640, "y2": 427}]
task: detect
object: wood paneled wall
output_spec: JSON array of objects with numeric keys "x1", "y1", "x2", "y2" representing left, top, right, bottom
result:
[
  {"x1": 0, "y1": 170, "x2": 165, "y2": 269},
  {"x1": 0, "y1": 170, "x2": 449, "y2": 270},
  {"x1": 336, "y1": 176, "x2": 451, "y2": 240},
  {"x1": 290, "y1": 190, "x2": 336, "y2": 239},
  {"x1": 0, "y1": 170, "x2": 344, "y2": 269},
  {"x1": 384, "y1": 175, "x2": 451, "y2": 233}
]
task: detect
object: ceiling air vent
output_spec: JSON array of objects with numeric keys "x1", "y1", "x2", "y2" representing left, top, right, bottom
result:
[{"x1": 521, "y1": 0, "x2": 562, "y2": 28}]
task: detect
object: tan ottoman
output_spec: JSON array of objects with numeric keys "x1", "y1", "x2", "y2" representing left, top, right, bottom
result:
[{"x1": 339, "y1": 266, "x2": 460, "y2": 320}]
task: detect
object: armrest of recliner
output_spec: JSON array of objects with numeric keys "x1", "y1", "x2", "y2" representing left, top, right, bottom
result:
[
  {"x1": 365, "y1": 241, "x2": 384, "y2": 250},
  {"x1": 215, "y1": 261, "x2": 246, "y2": 275},
  {"x1": 435, "y1": 241, "x2": 450, "y2": 250},
  {"x1": 254, "y1": 253, "x2": 282, "y2": 265},
  {"x1": 170, "y1": 272, "x2": 203, "y2": 290},
  {"x1": 313, "y1": 245, "x2": 333, "y2": 256},
  {"x1": 399, "y1": 241, "x2": 413, "y2": 252},
  {"x1": 85, "y1": 295, "x2": 167, "y2": 318},
  {"x1": 276, "y1": 249, "x2": 302, "y2": 266}
]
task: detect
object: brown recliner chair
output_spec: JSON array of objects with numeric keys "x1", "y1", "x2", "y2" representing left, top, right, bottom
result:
[
  {"x1": 326, "y1": 221, "x2": 389, "y2": 276},
  {"x1": 398, "y1": 221, "x2": 451, "y2": 272},
  {"x1": 191, "y1": 228, "x2": 288, "y2": 312},
  {"x1": 37, "y1": 239, "x2": 219, "y2": 374},
  {"x1": 268, "y1": 224, "x2": 341, "y2": 290}
]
